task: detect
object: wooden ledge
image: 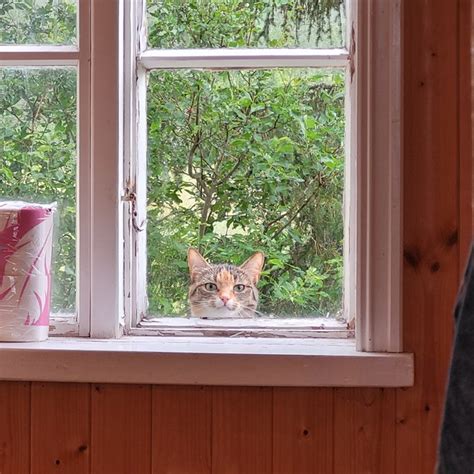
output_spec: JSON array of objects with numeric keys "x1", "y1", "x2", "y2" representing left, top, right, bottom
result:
[{"x1": 0, "y1": 337, "x2": 414, "y2": 387}]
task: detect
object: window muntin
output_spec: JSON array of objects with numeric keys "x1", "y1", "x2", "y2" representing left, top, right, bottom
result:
[
  {"x1": 0, "y1": 0, "x2": 77, "y2": 46},
  {"x1": 0, "y1": 66, "x2": 77, "y2": 314}
]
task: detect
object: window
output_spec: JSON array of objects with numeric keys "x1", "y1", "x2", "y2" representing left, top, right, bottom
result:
[
  {"x1": 1, "y1": 0, "x2": 402, "y2": 354},
  {"x1": 0, "y1": 0, "x2": 84, "y2": 335},
  {"x1": 124, "y1": 0, "x2": 401, "y2": 351},
  {"x1": 125, "y1": 1, "x2": 352, "y2": 338}
]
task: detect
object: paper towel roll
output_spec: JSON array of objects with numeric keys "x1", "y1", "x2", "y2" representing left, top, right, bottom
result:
[{"x1": 0, "y1": 201, "x2": 56, "y2": 341}]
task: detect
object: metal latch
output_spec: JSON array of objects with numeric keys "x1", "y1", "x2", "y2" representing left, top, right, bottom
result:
[{"x1": 123, "y1": 184, "x2": 146, "y2": 232}]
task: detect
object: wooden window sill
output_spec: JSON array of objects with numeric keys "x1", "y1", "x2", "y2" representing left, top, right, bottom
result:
[{"x1": 0, "y1": 337, "x2": 413, "y2": 387}]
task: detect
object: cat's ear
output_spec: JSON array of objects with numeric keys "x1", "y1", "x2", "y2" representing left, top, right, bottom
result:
[
  {"x1": 187, "y1": 248, "x2": 209, "y2": 279},
  {"x1": 240, "y1": 252, "x2": 265, "y2": 284}
]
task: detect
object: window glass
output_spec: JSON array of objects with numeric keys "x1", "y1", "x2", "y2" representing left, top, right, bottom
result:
[
  {"x1": 147, "y1": 0, "x2": 346, "y2": 49},
  {"x1": 0, "y1": 67, "x2": 77, "y2": 314},
  {"x1": 0, "y1": 0, "x2": 77, "y2": 45},
  {"x1": 147, "y1": 68, "x2": 344, "y2": 318}
]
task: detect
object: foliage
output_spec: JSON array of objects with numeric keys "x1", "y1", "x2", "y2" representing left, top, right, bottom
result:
[
  {"x1": 0, "y1": 0, "x2": 76, "y2": 45},
  {"x1": 147, "y1": 67, "x2": 345, "y2": 317},
  {"x1": 0, "y1": 1, "x2": 77, "y2": 312},
  {"x1": 0, "y1": 68, "x2": 77, "y2": 312},
  {"x1": 147, "y1": 0, "x2": 345, "y2": 48}
]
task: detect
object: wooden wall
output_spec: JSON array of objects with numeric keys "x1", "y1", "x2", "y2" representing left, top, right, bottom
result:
[{"x1": 0, "y1": 1, "x2": 471, "y2": 473}]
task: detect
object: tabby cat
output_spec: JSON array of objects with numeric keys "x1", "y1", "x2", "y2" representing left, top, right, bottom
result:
[{"x1": 187, "y1": 248, "x2": 265, "y2": 319}]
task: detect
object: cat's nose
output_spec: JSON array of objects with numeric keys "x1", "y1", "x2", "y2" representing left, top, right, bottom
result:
[{"x1": 220, "y1": 295, "x2": 230, "y2": 305}]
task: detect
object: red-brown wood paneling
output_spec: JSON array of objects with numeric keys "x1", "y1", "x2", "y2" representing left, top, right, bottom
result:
[
  {"x1": 0, "y1": 382, "x2": 30, "y2": 474},
  {"x1": 273, "y1": 388, "x2": 334, "y2": 474},
  {"x1": 152, "y1": 386, "x2": 211, "y2": 474},
  {"x1": 91, "y1": 384, "x2": 151, "y2": 474},
  {"x1": 31, "y1": 382, "x2": 90, "y2": 474},
  {"x1": 334, "y1": 388, "x2": 396, "y2": 474},
  {"x1": 459, "y1": 0, "x2": 473, "y2": 268},
  {"x1": 212, "y1": 387, "x2": 273, "y2": 474},
  {"x1": 396, "y1": 0, "x2": 463, "y2": 472}
]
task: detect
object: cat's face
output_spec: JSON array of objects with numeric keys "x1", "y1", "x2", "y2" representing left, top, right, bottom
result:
[{"x1": 187, "y1": 248, "x2": 264, "y2": 319}]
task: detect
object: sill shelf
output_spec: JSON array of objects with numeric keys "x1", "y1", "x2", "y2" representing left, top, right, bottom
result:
[
  {"x1": 133, "y1": 316, "x2": 351, "y2": 339},
  {"x1": 0, "y1": 337, "x2": 413, "y2": 387}
]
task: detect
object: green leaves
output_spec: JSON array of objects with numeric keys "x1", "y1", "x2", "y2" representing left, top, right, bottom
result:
[
  {"x1": 1, "y1": 68, "x2": 77, "y2": 312},
  {"x1": 147, "y1": 68, "x2": 345, "y2": 317},
  {"x1": 146, "y1": 0, "x2": 345, "y2": 49},
  {"x1": 0, "y1": 0, "x2": 76, "y2": 45}
]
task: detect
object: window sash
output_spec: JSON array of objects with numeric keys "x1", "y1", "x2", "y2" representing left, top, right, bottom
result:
[
  {"x1": 0, "y1": 0, "x2": 92, "y2": 337},
  {"x1": 125, "y1": 1, "x2": 352, "y2": 332},
  {"x1": 126, "y1": 0, "x2": 402, "y2": 352}
]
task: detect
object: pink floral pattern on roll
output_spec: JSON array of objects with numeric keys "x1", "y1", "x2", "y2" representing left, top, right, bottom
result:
[{"x1": 0, "y1": 204, "x2": 54, "y2": 327}]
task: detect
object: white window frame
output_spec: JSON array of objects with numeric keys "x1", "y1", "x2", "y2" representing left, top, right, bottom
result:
[
  {"x1": 0, "y1": 0, "x2": 411, "y2": 388},
  {"x1": 0, "y1": 0, "x2": 89, "y2": 337},
  {"x1": 0, "y1": 0, "x2": 125, "y2": 339},
  {"x1": 124, "y1": 0, "x2": 352, "y2": 339},
  {"x1": 123, "y1": 0, "x2": 402, "y2": 352}
]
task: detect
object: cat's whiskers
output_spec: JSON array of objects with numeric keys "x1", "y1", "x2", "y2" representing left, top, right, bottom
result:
[{"x1": 239, "y1": 305, "x2": 266, "y2": 318}]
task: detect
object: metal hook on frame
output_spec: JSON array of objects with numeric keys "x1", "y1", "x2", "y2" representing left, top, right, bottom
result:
[{"x1": 123, "y1": 185, "x2": 146, "y2": 232}]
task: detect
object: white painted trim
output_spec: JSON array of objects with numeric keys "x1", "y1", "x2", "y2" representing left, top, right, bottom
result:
[
  {"x1": 0, "y1": 45, "x2": 78, "y2": 53},
  {"x1": 77, "y1": 0, "x2": 92, "y2": 336},
  {"x1": 123, "y1": 0, "x2": 148, "y2": 331},
  {"x1": 355, "y1": 0, "x2": 402, "y2": 352},
  {"x1": 89, "y1": 0, "x2": 123, "y2": 338},
  {"x1": 343, "y1": 0, "x2": 356, "y2": 328},
  {"x1": 139, "y1": 48, "x2": 349, "y2": 69},
  {"x1": 0, "y1": 59, "x2": 78, "y2": 66},
  {"x1": 122, "y1": 0, "x2": 135, "y2": 332},
  {"x1": 0, "y1": 337, "x2": 414, "y2": 387},
  {"x1": 0, "y1": 46, "x2": 79, "y2": 65}
]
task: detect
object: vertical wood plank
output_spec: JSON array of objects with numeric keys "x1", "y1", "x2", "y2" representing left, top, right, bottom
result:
[
  {"x1": 334, "y1": 388, "x2": 396, "y2": 474},
  {"x1": 459, "y1": 0, "x2": 473, "y2": 269},
  {"x1": 91, "y1": 384, "x2": 151, "y2": 474},
  {"x1": 152, "y1": 386, "x2": 211, "y2": 474},
  {"x1": 273, "y1": 388, "x2": 333, "y2": 474},
  {"x1": 212, "y1": 387, "x2": 272, "y2": 474},
  {"x1": 397, "y1": 0, "x2": 462, "y2": 472},
  {"x1": 31, "y1": 382, "x2": 90, "y2": 474},
  {"x1": 0, "y1": 382, "x2": 30, "y2": 474}
]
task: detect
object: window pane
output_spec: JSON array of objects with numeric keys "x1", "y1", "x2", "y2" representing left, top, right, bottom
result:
[
  {"x1": 0, "y1": 0, "x2": 76, "y2": 45},
  {"x1": 147, "y1": 68, "x2": 344, "y2": 318},
  {"x1": 0, "y1": 67, "x2": 77, "y2": 314},
  {"x1": 147, "y1": 0, "x2": 346, "y2": 49}
]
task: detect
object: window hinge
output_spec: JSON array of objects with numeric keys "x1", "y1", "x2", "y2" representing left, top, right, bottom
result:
[{"x1": 123, "y1": 184, "x2": 146, "y2": 232}]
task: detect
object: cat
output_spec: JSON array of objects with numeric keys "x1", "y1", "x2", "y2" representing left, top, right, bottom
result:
[{"x1": 187, "y1": 248, "x2": 265, "y2": 319}]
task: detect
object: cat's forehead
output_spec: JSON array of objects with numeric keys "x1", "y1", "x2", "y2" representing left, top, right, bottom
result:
[
  {"x1": 216, "y1": 267, "x2": 235, "y2": 285},
  {"x1": 205, "y1": 264, "x2": 248, "y2": 283}
]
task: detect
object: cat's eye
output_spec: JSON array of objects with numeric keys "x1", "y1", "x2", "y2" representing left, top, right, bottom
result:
[
  {"x1": 204, "y1": 282, "x2": 217, "y2": 291},
  {"x1": 233, "y1": 284, "x2": 246, "y2": 292}
]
